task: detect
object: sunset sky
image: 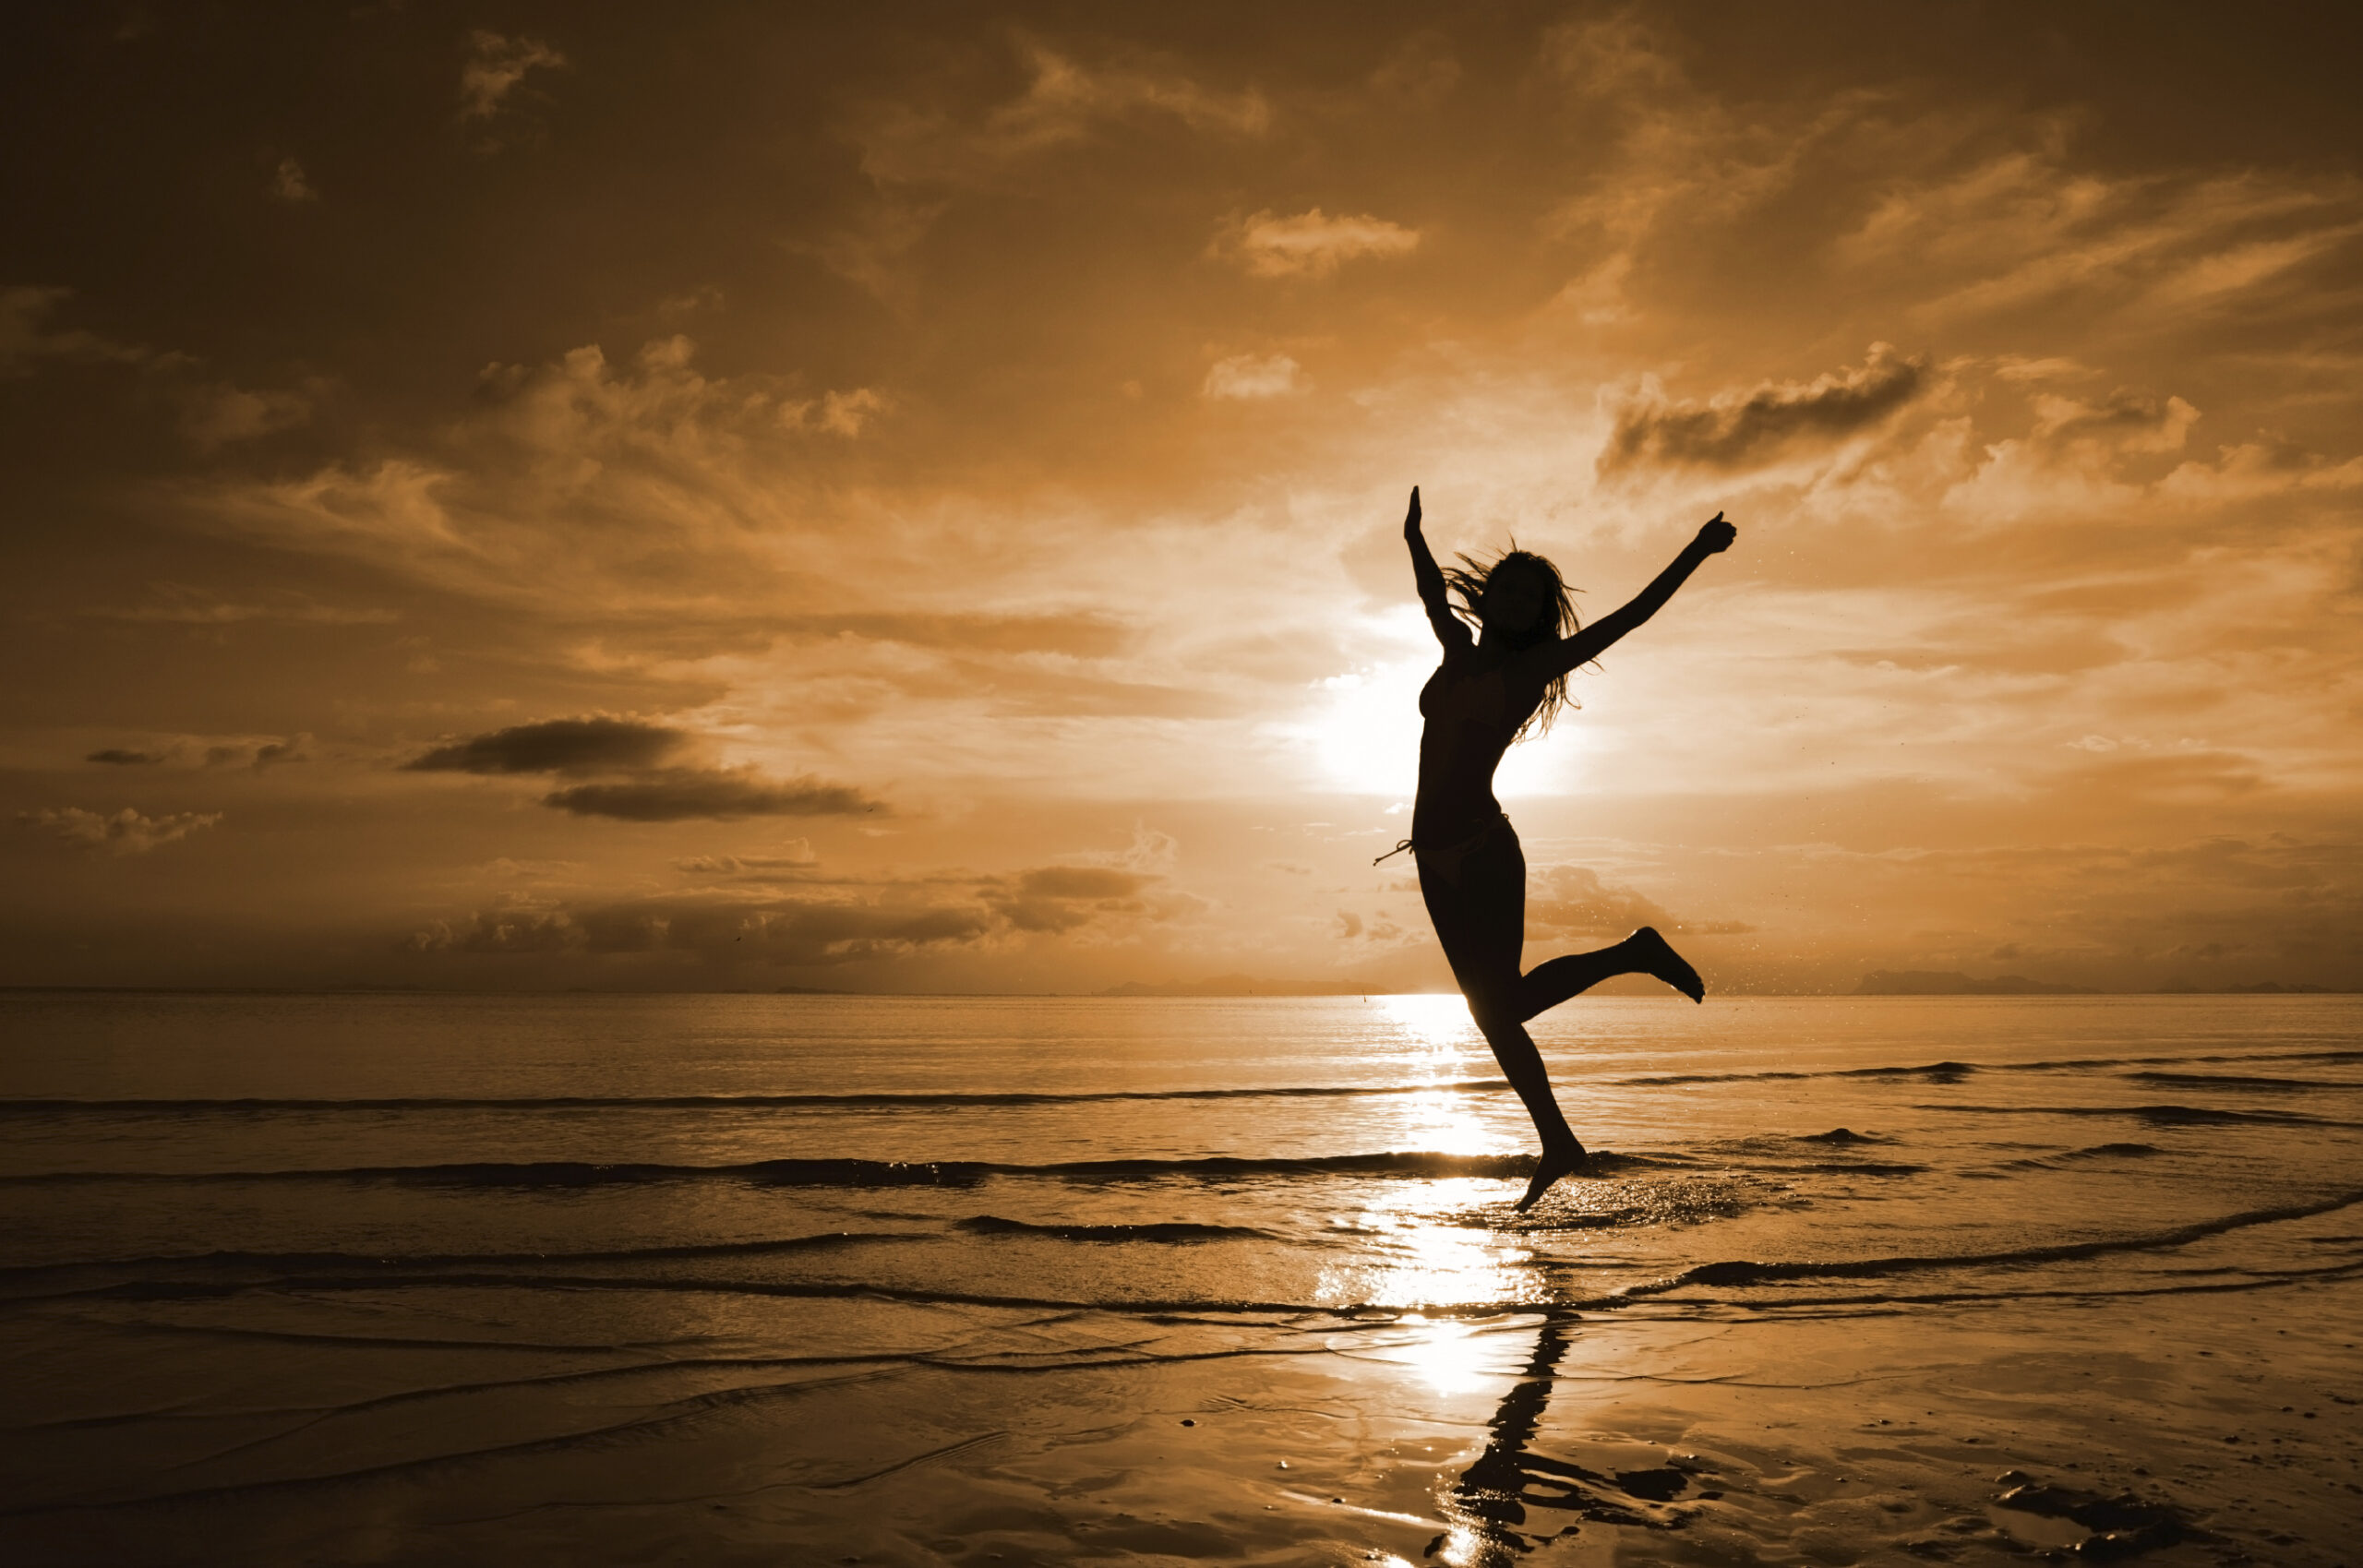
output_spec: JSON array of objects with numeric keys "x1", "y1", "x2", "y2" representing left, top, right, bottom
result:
[{"x1": 5, "y1": 3, "x2": 2358, "y2": 993}]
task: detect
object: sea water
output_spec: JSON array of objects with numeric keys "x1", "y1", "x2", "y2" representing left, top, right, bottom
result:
[{"x1": 3, "y1": 992, "x2": 2357, "y2": 1562}]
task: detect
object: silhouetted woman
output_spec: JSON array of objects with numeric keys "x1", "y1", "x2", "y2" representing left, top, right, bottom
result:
[{"x1": 1397, "y1": 486, "x2": 1735, "y2": 1209}]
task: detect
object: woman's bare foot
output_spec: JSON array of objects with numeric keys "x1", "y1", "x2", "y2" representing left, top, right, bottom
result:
[
  {"x1": 1516, "y1": 1137, "x2": 1587, "y2": 1212},
  {"x1": 1626, "y1": 926, "x2": 1703, "y2": 1003}
]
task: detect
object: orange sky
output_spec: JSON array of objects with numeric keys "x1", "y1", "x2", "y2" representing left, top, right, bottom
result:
[{"x1": 5, "y1": 4, "x2": 2358, "y2": 992}]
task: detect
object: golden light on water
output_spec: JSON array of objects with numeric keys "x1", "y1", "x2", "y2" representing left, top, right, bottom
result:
[
  {"x1": 1394, "y1": 1313, "x2": 1495, "y2": 1396},
  {"x1": 1380, "y1": 993, "x2": 1479, "y2": 1052},
  {"x1": 1319, "y1": 1179, "x2": 1532, "y2": 1311}
]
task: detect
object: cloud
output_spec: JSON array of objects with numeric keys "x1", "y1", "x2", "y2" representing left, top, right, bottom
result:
[
  {"x1": 412, "y1": 846, "x2": 1179, "y2": 964},
  {"x1": 21, "y1": 807, "x2": 221, "y2": 855},
  {"x1": 93, "y1": 583, "x2": 397, "y2": 625},
  {"x1": 1368, "y1": 32, "x2": 1460, "y2": 105},
  {"x1": 1835, "y1": 146, "x2": 2363, "y2": 331},
  {"x1": 193, "y1": 337, "x2": 827, "y2": 608},
  {"x1": 677, "y1": 841, "x2": 817, "y2": 875},
  {"x1": 781, "y1": 387, "x2": 888, "y2": 437},
  {"x1": 855, "y1": 42, "x2": 1269, "y2": 188},
  {"x1": 541, "y1": 768, "x2": 882, "y2": 821},
  {"x1": 818, "y1": 39, "x2": 1267, "y2": 300},
  {"x1": 2027, "y1": 389, "x2": 2199, "y2": 454},
  {"x1": 205, "y1": 735, "x2": 310, "y2": 771},
  {"x1": 0, "y1": 286, "x2": 156, "y2": 377},
  {"x1": 413, "y1": 892, "x2": 991, "y2": 962},
  {"x1": 1601, "y1": 344, "x2": 1926, "y2": 472},
  {"x1": 460, "y1": 30, "x2": 566, "y2": 122},
  {"x1": 1524, "y1": 865, "x2": 1673, "y2": 938},
  {"x1": 1202, "y1": 353, "x2": 1303, "y2": 400},
  {"x1": 180, "y1": 381, "x2": 316, "y2": 449},
  {"x1": 87, "y1": 748, "x2": 164, "y2": 766},
  {"x1": 403, "y1": 717, "x2": 689, "y2": 776},
  {"x1": 984, "y1": 865, "x2": 1153, "y2": 933},
  {"x1": 1214, "y1": 209, "x2": 1421, "y2": 279},
  {"x1": 270, "y1": 157, "x2": 317, "y2": 203},
  {"x1": 402, "y1": 718, "x2": 885, "y2": 823}
]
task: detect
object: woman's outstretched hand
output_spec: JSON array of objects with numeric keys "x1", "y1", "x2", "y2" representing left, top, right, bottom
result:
[
  {"x1": 1404, "y1": 485, "x2": 1422, "y2": 536},
  {"x1": 1695, "y1": 511, "x2": 1735, "y2": 553}
]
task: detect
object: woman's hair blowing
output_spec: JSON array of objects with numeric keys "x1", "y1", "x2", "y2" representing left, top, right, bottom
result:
[{"x1": 1443, "y1": 546, "x2": 1581, "y2": 740}]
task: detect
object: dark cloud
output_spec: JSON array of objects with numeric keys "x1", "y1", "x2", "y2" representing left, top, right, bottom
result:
[
  {"x1": 404, "y1": 718, "x2": 687, "y2": 776},
  {"x1": 984, "y1": 865, "x2": 1154, "y2": 932},
  {"x1": 87, "y1": 748, "x2": 164, "y2": 765},
  {"x1": 1600, "y1": 344, "x2": 1925, "y2": 472},
  {"x1": 204, "y1": 735, "x2": 311, "y2": 771},
  {"x1": 1007, "y1": 866, "x2": 1148, "y2": 900},
  {"x1": 541, "y1": 768, "x2": 881, "y2": 821}
]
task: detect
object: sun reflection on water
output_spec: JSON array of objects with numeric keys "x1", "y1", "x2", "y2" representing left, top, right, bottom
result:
[
  {"x1": 1317, "y1": 1179, "x2": 1533, "y2": 1312},
  {"x1": 1393, "y1": 1312, "x2": 1493, "y2": 1394},
  {"x1": 1380, "y1": 992, "x2": 1479, "y2": 1053}
]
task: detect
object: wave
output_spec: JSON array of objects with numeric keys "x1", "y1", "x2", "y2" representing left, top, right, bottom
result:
[
  {"x1": 7, "y1": 1049, "x2": 2355, "y2": 1119},
  {"x1": 0, "y1": 1232, "x2": 921, "y2": 1292},
  {"x1": 2123, "y1": 1071, "x2": 2360, "y2": 1092},
  {"x1": 1610, "y1": 1047, "x2": 2363, "y2": 1089},
  {"x1": 1998, "y1": 1142, "x2": 2165, "y2": 1169},
  {"x1": 16, "y1": 1188, "x2": 2359, "y2": 1320},
  {"x1": 1919, "y1": 1102, "x2": 2363, "y2": 1129},
  {"x1": 952, "y1": 1215, "x2": 1276, "y2": 1242},
  {"x1": 0, "y1": 1081, "x2": 1512, "y2": 1116},
  {"x1": 0, "y1": 1148, "x2": 1620, "y2": 1191},
  {"x1": 1620, "y1": 1185, "x2": 2363, "y2": 1298},
  {"x1": 0, "y1": 1216, "x2": 1282, "y2": 1290}
]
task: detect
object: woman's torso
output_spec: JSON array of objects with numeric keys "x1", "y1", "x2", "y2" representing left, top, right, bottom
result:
[{"x1": 1414, "y1": 648, "x2": 1545, "y2": 842}]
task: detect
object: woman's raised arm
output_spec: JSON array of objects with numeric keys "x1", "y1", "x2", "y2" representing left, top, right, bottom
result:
[
  {"x1": 1404, "y1": 486, "x2": 1473, "y2": 652},
  {"x1": 1541, "y1": 513, "x2": 1734, "y2": 676}
]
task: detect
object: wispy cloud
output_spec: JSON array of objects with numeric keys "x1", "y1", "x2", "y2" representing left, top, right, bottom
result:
[
  {"x1": 1202, "y1": 353, "x2": 1302, "y2": 400},
  {"x1": 270, "y1": 156, "x2": 317, "y2": 203},
  {"x1": 0, "y1": 286, "x2": 157, "y2": 376},
  {"x1": 460, "y1": 30, "x2": 567, "y2": 122},
  {"x1": 21, "y1": 807, "x2": 222, "y2": 855},
  {"x1": 1214, "y1": 209, "x2": 1420, "y2": 279}
]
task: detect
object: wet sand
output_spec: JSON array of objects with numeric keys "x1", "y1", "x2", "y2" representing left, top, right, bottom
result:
[{"x1": 9, "y1": 1267, "x2": 2357, "y2": 1564}]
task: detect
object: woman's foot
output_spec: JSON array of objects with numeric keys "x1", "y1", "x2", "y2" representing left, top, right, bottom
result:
[
  {"x1": 1627, "y1": 926, "x2": 1703, "y2": 1003},
  {"x1": 1516, "y1": 1137, "x2": 1588, "y2": 1211}
]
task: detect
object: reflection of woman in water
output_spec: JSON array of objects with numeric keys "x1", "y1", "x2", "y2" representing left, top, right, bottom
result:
[{"x1": 1397, "y1": 486, "x2": 1736, "y2": 1209}]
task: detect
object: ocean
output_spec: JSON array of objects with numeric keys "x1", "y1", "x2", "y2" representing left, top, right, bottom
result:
[{"x1": 2, "y1": 991, "x2": 2358, "y2": 1564}]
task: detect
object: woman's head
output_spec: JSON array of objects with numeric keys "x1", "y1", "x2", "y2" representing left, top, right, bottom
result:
[
  {"x1": 1445, "y1": 546, "x2": 1576, "y2": 647},
  {"x1": 1444, "y1": 545, "x2": 1582, "y2": 737}
]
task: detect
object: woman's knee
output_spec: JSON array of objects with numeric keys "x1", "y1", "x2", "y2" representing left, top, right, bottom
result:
[{"x1": 1463, "y1": 985, "x2": 1524, "y2": 1037}]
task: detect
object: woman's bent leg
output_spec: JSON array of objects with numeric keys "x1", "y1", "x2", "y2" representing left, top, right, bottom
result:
[{"x1": 1517, "y1": 927, "x2": 1703, "y2": 1021}]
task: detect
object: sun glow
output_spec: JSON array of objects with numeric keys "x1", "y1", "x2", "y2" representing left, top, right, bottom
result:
[{"x1": 1286, "y1": 655, "x2": 1426, "y2": 796}]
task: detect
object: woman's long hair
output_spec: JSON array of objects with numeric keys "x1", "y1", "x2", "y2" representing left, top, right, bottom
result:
[{"x1": 1444, "y1": 545, "x2": 1580, "y2": 740}]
